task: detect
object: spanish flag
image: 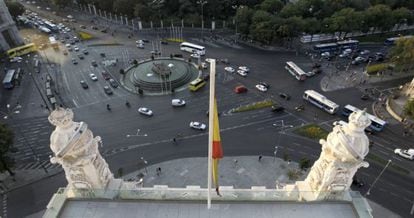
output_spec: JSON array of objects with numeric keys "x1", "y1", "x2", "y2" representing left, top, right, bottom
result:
[{"x1": 212, "y1": 98, "x2": 223, "y2": 196}]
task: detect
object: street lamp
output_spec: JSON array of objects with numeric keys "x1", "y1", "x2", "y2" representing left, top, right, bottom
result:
[
  {"x1": 140, "y1": 157, "x2": 148, "y2": 174},
  {"x1": 272, "y1": 120, "x2": 293, "y2": 162},
  {"x1": 196, "y1": 0, "x2": 207, "y2": 40},
  {"x1": 366, "y1": 159, "x2": 391, "y2": 196},
  {"x1": 1, "y1": 103, "x2": 49, "y2": 174}
]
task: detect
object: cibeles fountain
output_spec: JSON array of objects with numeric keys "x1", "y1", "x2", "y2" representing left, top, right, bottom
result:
[{"x1": 47, "y1": 106, "x2": 371, "y2": 202}]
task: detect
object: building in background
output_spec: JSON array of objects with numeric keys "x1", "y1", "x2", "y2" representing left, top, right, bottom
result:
[{"x1": 0, "y1": 0, "x2": 23, "y2": 51}]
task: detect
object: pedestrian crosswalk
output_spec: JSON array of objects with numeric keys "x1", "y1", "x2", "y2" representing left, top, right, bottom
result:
[{"x1": 14, "y1": 159, "x2": 61, "y2": 171}]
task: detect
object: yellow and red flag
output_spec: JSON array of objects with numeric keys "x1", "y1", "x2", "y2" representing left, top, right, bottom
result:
[{"x1": 212, "y1": 98, "x2": 223, "y2": 196}]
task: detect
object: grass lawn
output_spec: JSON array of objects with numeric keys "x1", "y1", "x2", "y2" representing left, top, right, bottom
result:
[
  {"x1": 78, "y1": 31, "x2": 94, "y2": 40},
  {"x1": 293, "y1": 124, "x2": 329, "y2": 140}
]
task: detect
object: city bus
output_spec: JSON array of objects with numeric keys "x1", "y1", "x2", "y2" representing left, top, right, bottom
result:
[
  {"x1": 384, "y1": 35, "x2": 413, "y2": 46},
  {"x1": 303, "y1": 90, "x2": 339, "y2": 114},
  {"x1": 342, "y1": 104, "x2": 387, "y2": 131},
  {"x1": 44, "y1": 21, "x2": 58, "y2": 32},
  {"x1": 188, "y1": 78, "x2": 206, "y2": 91},
  {"x1": 2, "y1": 69, "x2": 16, "y2": 89},
  {"x1": 313, "y1": 40, "x2": 359, "y2": 52},
  {"x1": 285, "y1": 61, "x2": 307, "y2": 81},
  {"x1": 180, "y1": 42, "x2": 206, "y2": 55},
  {"x1": 49, "y1": 36, "x2": 59, "y2": 50},
  {"x1": 6, "y1": 43, "x2": 37, "y2": 58}
]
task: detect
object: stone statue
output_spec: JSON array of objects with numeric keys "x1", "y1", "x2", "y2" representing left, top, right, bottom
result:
[
  {"x1": 285, "y1": 109, "x2": 371, "y2": 201},
  {"x1": 48, "y1": 108, "x2": 122, "y2": 196}
]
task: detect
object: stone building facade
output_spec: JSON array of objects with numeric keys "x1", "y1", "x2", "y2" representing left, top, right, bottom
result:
[{"x1": 0, "y1": 0, "x2": 23, "y2": 51}]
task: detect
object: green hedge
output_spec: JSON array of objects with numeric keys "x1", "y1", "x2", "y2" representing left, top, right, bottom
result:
[
  {"x1": 293, "y1": 124, "x2": 329, "y2": 140},
  {"x1": 231, "y1": 99, "x2": 275, "y2": 113},
  {"x1": 366, "y1": 63, "x2": 388, "y2": 75}
]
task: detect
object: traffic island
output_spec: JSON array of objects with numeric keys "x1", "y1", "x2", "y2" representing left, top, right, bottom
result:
[
  {"x1": 121, "y1": 58, "x2": 199, "y2": 95},
  {"x1": 293, "y1": 124, "x2": 329, "y2": 140}
]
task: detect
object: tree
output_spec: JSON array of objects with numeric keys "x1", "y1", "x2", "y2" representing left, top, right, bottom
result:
[
  {"x1": 330, "y1": 8, "x2": 362, "y2": 38},
  {"x1": 404, "y1": 98, "x2": 414, "y2": 119},
  {"x1": 51, "y1": 0, "x2": 70, "y2": 9},
  {"x1": 0, "y1": 123, "x2": 15, "y2": 176},
  {"x1": 260, "y1": 0, "x2": 284, "y2": 14},
  {"x1": 389, "y1": 37, "x2": 414, "y2": 68},
  {"x1": 5, "y1": 1, "x2": 25, "y2": 18},
  {"x1": 392, "y1": 7, "x2": 412, "y2": 30},
  {"x1": 134, "y1": 3, "x2": 153, "y2": 22},
  {"x1": 113, "y1": 0, "x2": 136, "y2": 18},
  {"x1": 235, "y1": 6, "x2": 255, "y2": 36},
  {"x1": 365, "y1": 4, "x2": 394, "y2": 33}
]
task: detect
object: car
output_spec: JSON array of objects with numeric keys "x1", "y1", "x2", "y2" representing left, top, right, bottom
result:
[
  {"x1": 71, "y1": 58, "x2": 78, "y2": 64},
  {"x1": 73, "y1": 37, "x2": 79, "y2": 42},
  {"x1": 65, "y1": 43, "x2": 71, "y2": 48},
  {"x1": 77, "y1": 54, "x2": 84, "y2": 59},
  {"x1": 101, "y1": 28, "x2": 108, "y2": 33},
  {"x1": 224, "y1": 66, "x2": 235, "y2": 73},
  {"x1": 150, "y1": 50, "x2": 161, "y2": 55},
  {"x1": 36, "y1": 6, "x2": 41, "y2": 9},
  {"x1": 82, "y1": 49, "x2": 89, "y2": 55},
  {"x1": 100, "y1": 53, "x2": 106, "y2": 57},
  {"x1": 89, "y1": 73, "x2": 98, "y2": 81},
  {"x1": 137, "y1": 43, "x2": 144, "y2": 49},
  {"x1": 172, "y1": 99, "x2": 186, "y2": 107},
  {"x1": 279, "y1": 92, "x2": 290, "y2": 100},
  {"x1": 10, "y1": 56, "x2": 23, "y2": 63},
  {"x1": 352, "y1": 56, "x2": 366, "y2": 65},
  {"x1": 63, "y1": 50, "x2": 68, "y2": 55},
  {"x1": 136, "y1": 40, "x2": 144, "y2": 44},
  {"x1": 138, "y1": 107, "x2": 153, "y2": 116},
  {"x1": 80, "y1": 25, "x2": 86, "y2": 29},
  {"x1": 255, "y1": 84, "x2": 267, "y2": 92},
  {"x1": 271, "y1": 105, "x2": 285, "y2": 112},
  {"x1": 360, "y1": 94, "x2": 369, "y2": 100},
  {"x1": 103, "y1": 86, "x2": 113, "y2": 95},
  {"x1": 237, "y1": 70, "x2": 247, "y2": 77},
  {"x1": 91, "y1": 60, "x2": 97, "y2": 67},
  {"x1": 92, "y1": 26, "x2": 98, "y2": 30},
  {"x1": 352, "y1": 176, "x2": 364, "y2": 187},
  {"x1": 234, "y1": 85, "x2": 247, "y2": 94},
  {"x1": 321, "y1": 52, "x2": 330, "y2": 58},
  {"x1": 74, "y1": 46, "x2": 79, "y2": 52},
  {"x1": 142, "y1": 39, "x2": 150, "y2": 43},
  {"x1": 190, "y1": 53, "x2": 200, "y2": 59},
  {"x1": 259, "y1": 82, "x2": 270, "y2": 88},
  {"x1": 173, "y1": 54, "x2": 183, "y2": 58},
  {"x1": 312, "y1": 68, "x2": 322, "y2": 74},
  {"x1": 160, "y1": 40, "x2": 168, "y2": 45},
  {"x1": 109, "y1": 79, "x2": 118, "y2": 88},
  {"x1": 305, "y1": 71, "x2": 315, "y2": 77},
  {"x1": 101, "y1": 71, "x2": 111, "y2": 80},
  {"x1": 67, "y1": 15, "x2": 73, "y2": 19},
  {"x1": 67, "y1": 47, "x2": 73, "y2": 52},
  {"x1": 360, "y1": 49, "x2": 370, "y2": 55},
  {"x1": 238, "y1": 66, "x2": 250, "y2": 72},
  {"x1": 189, "y1": 121, "x2": 206, "y2": 130},
  {"x1": 46, "y1": 7, "x2": 51, "y2": 10},
  {"x1": 394, "y1": 148, "x2": 414, "y2": 160},
  {"x1": 60, "y1": 39, "x2": 65, "y2": 43},
  {"x1": 80, "y1": 80, "x2": 88, "y2": 89}
]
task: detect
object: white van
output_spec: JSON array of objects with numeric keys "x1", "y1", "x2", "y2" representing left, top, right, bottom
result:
[{"x1": 172, "y1": 99, "x2": 186, "y2": 107}]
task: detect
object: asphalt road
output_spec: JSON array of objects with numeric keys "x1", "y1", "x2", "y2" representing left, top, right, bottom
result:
[{"x1": 2, "y1": 4, "x2": 414, "y2": 218}]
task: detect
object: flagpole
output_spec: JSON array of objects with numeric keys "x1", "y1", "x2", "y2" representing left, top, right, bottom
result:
[{"x1": 207, "y1": 59, "x2": 216, "y2": 209}]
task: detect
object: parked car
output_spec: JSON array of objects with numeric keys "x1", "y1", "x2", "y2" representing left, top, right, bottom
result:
[
  {"x1": 109, "y1": 79, "x2": 118, "y2": 88},
  {"x1": 237, "y1": 70, "x2": 247, "y2": 77},
  {"x1": 394, "y1": 148, "x2": 414, "y2": 160},
  {"x1": 279, "y1": 92, "x2": 291, "y2": 100},
  {"x1": 77, "y1": 54, "x2": 84, "y2": 59},
  {"x1": 190, "y1": 121, "x2": 206, "y2": 130},
  {"x1": 360, "y1": 49, "x2": 370, "y2": 55},
  {"x1": 238, "y1": 66, "x2": 250, "y2": 72},
  {"x1": 103, "y1": 86, "x2": 113, "y2": 95},
  {"x1": 172, "y1": 99, "x2": 186, "y2": 107},
  {"x1": 360, "y1": 94, "x2": 369, "y2": 100},
  {"x1": 80, "y1": 80, "x2": 88, "y2": 89},
  {"x1": 137, "y1": 43, "x2": 144, "y2": 49},
  {"x1": 82, "y1": 49, "x2": 89, "y2": 55},
  {"x1": 138, "y1": 107, "x2": 153, "y2": 116},
  {"x1": 71, "y1": 58, "x2": 78, "y2": 64},
  {"x1": 91, "y1": 60, "x2": 97, "y2": 67},
  {"x1": 234, "y1": 85, "x2": 247, "y2": 94}
]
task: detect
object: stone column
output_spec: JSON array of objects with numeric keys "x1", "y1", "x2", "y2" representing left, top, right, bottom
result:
[
  {"x1": 160, "y1": 20, "x2": 164, "y2": 28},
  {"x1": 139, "y1": 21, "x2": 143, "y2": 30},
  {"x1": 212, "y1": 21, "x2": 215, "y2": 31},
  {"x1": 93, "y1": 5, "x2": 97, "y2": 16}
]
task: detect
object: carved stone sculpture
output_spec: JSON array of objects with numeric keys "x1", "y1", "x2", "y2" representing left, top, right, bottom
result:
[
  {"x1": 285, "y1": 109, "x2": 371, "y2": 201},
  {"x1": 48, "y1": 108, "x2": 122, "y2": 196}
]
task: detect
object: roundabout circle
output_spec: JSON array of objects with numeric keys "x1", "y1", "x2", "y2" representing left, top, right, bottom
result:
[{"x1": 121, "y1": 58, "x2": 199, "y2": 95}]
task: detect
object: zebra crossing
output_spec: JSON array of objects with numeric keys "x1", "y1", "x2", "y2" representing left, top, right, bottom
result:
[{"x1": 14, "y1": 159, "x2": 61, "y2": 171}]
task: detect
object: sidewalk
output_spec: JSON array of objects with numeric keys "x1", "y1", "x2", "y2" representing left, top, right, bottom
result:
[{"x1": 122, "y1": 156, "x2": 400, "y2": 218}]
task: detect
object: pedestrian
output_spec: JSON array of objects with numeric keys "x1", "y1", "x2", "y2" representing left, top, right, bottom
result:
[
  {"x1": 156, "y1": 167, "x2": 162, "y2": 176},
  {"x1": 233, "y1": 159, "x2": 238, "y2": 167},
  {"x1": 258, "y1": 155, "x2": 262, "y2": 162}
]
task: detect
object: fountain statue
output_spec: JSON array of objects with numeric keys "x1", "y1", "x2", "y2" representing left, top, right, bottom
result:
[
  {"x1": 284, "y1": 109, "x2": 371, "y2": 201},
  {"x1": 48, "y1": 108, "x2": 123, "y2": 197}
]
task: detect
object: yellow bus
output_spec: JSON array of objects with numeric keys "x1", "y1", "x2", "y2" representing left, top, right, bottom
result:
[
  {"x1": 6, "y1": 43, "x2": 37, "y2": 58},
  {"x1": 188, "y1": 78, "x2": 206, "y2": 91}
]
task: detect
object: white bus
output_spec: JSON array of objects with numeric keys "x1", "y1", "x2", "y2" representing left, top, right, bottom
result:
[
  {"x1": 180, "y1": 42, "x2": 205, "y2": 55},
  {"x1": 342, "y1": 104, "x2": 386, "y2": 132},
  {"x1": 285, "y1": 61, "x2": 307, "y2": 81},
  {"x1": 303, "y1": 90, "x2": 339, "y2": 114}
]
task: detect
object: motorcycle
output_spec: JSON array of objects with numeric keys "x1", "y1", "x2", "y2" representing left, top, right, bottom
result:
[{"x1": 295, "y1": 105, "x2": 305, "y2": 112}]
